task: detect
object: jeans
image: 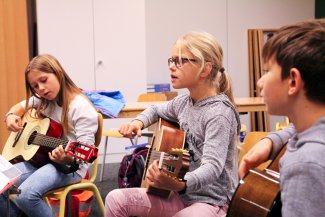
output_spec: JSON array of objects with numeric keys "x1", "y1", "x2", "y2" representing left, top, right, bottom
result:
[{"x1": 0, "y1": 161, "x2": 82, "y2": 217}]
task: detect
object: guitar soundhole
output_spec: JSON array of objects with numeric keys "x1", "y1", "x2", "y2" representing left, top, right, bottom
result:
[{"x1": 28, "y1": 131, "x2": 37, "y2": 145}]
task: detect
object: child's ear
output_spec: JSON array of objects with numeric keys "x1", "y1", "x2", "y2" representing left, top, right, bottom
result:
[
  {"x1": 200, "y1": 62, "x2": 213, "y2": 78},
  {"x1": 288, "y1": 68, "x2": 303, "y2": 96}
]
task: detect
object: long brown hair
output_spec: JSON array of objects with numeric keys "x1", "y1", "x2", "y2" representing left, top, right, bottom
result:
[{"x1": 24, "y1": 54, "x2": 83, "y2": 137}]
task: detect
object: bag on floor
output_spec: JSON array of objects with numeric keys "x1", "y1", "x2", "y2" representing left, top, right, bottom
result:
[{"x1": 118, "y1": 145, "x2": 149, "y2": 188}]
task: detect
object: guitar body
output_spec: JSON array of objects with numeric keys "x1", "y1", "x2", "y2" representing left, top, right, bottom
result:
[
  {"x1": 2, "y1": 109, "x2": 62, "y2": 168},
  {"x1": 2, "y1": 109, "x2": 98, "y2": 167},
  {"x1": 141, "y1": 118, "x2": 187, "y2": 198},
  {"x1": 227, "y1": 146, "x2": 286, "y2": 217},
  {"x1": 151, "y1": 119, "x2": 186, "y2": 152}
]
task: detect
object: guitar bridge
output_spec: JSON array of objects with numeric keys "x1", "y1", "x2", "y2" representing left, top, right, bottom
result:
[{"x1": 12, "y1": 122, "x2": 27, "y2": 148}]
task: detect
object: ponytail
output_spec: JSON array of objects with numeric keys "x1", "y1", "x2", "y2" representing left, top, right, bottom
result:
[{"x1": 217, "y1": 68, "x2": 235, "y2": 106}]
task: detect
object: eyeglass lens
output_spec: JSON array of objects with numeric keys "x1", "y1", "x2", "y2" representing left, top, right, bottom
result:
[{"x1": 168, "y1": 57, "x2": 196, "y2": 68}]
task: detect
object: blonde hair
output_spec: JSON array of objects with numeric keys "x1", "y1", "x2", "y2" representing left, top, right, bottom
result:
[
  {"x1": 24, "y1": 54, "x2": 84, "y2": 137},
  {"x1": 175, "y1": 32, "x2": 235, "y2": 105}
]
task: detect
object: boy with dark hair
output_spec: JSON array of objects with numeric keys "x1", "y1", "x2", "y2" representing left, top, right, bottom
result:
[{"x1": 239, "y1": 19, "x2": 325, "y2": 217}]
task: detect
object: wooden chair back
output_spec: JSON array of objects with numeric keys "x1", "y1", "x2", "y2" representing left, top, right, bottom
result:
[
  {"x1": 239, "y1": 131, "x2": 270, "y2": 170},
  {"x1": 89, "y1": 112, "x2": 102, "y2": 182},
  {"x1": 137, "y1": 93, "x2": 167, "y2": 102},
  {"x1": 42, "y1": 112, "x2": 105, "y2": 216}
]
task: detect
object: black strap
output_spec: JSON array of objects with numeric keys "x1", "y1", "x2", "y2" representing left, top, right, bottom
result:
[{"x1": 52, "y1": 158, "x2": 79, "y2": 174}]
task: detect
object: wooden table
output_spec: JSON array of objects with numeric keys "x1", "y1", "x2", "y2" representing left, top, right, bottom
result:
[{"x1": 117, "y1": 97, "x2": 266, "y2": 118}]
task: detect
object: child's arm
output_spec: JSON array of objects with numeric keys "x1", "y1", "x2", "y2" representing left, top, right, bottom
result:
[
  {"x1": 4, "y1": 103, "x2": 25, "y2": 132},
  {"x1": 238, "y1": 124, "x2": 296, "y2": 178},
  {"x1": 118, "y1": 119, "x2": 144, "y2": 138},
  {"x1": 238, "y1": 137, "x2": 273, "y2": 178}
]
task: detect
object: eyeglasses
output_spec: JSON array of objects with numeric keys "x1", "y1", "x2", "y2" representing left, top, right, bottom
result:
[{"x1": 168, "y1": 57, "x2": 196, "y2": 68}]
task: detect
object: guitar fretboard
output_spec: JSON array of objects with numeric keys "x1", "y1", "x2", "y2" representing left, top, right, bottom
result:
[{"x1": 29, "y1": 132, "x2": 68, "y2": 149}]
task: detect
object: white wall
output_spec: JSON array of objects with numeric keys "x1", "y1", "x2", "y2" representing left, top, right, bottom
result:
[
  {"x1": 145, "y1": 0, "x2": 227, "y2": 85},
  {"x1": 37, "y1": 0, "x2": 314, "y2": 163},
  {"x1": 146, "y1": 0, "x2": 314, "y2": 130}
]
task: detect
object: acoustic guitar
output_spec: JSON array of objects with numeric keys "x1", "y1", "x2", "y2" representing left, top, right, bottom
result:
[
  {"x1": 227, "y1": 146, "x2": 286, "y2": 217},
  {"x1": 141, "y1": 118, "x2": 190, "y2": 198},
  {"x1": 2, "y1": 109, "x2": 98, "y2": 168}
]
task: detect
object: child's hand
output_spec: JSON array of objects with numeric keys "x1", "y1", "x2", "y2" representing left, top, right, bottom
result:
[
  {"x1": 5, "y1": 114, "x2": 23, "y2": 132},
  {"x1": 118, "y1": 120, "x2": 144, "y2": 138},
  {"x1": 146, "y1": 160, "x2": 186, "y2": 192},
  {"x1": 49, "y1": 145, "x2": 73, "y2": 164},
  {"x1": 238, "y1": 138, "x2": 273, "y2": 178}
]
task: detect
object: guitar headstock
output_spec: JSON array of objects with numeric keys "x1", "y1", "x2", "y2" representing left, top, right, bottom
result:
[
  {"x1": 65, "y1": 142, "x2": 98, "y2": 163},
  {"x1": 160, "y1": 148, "x2": 190, "y2": 181}
]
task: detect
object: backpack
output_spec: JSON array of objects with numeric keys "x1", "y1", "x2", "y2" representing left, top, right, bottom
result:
[{"x1": 118, "y1": 145, "x2": 149, "y2": 188}]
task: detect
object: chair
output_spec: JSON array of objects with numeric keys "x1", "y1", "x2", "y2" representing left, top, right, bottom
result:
[
  {"x1": 43, "y1": 113, "x2": 105, "y2": 217},
  {"x1": 238, "y1": 131, "x2": 271, "y2": 170},
  {"x1": 275, "y1": 117, "x2": 290, "y2": 131},
  {"x1": 99, "y1": 92, "x2": 169, "y2": 181},
  {"x1": 137, "y1": 92, "x2": 167, "y2": 102}
]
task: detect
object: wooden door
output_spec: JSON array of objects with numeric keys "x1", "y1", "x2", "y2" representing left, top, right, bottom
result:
[
  {"x1": 0, "y1": 0, "x2": 30, "y2": 151},
  {"x1": 248, "y1": 29, "x2": 277, "y2": 131}
]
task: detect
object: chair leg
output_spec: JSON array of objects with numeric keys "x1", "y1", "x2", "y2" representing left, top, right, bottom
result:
[
  {"x1": 91, "y1": 184, "x2": 106, "y2": 216},
  {"x1": 67, "y1": 192, "x2": 72, "y2": 217},
  {"x1": 100, "y1": 136, "x2": 108, "y2": 182},
  {"x1": 58, "y1": 193, "x2": 67, "y2": 217}
]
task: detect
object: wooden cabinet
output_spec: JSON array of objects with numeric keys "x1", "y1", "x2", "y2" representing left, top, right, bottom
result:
[
  {"x1": 37, "y1": 0, "x2": 147, "y2": 162},
  {"x1": 36, "y1": 0, "x2": 146, "y2": 101}
]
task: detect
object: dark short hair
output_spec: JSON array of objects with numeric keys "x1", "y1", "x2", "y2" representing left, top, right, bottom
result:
[{"x1": 263, "y1": 19, "x2": 325, "y2": 104}]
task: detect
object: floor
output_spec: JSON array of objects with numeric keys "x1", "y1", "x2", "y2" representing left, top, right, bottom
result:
[{"x1": 88, "y1": 163, "x2": 119, "y2": 217}]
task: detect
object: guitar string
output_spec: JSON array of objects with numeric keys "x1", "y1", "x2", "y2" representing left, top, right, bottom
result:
[
  {"x1": 146, "y1": 153, "x2": 188, "y2": 178},
  {"x1": 32, "y1": 133, "x2": 67, "y2": 149},
  {"x1": 31, "y1": 133, "x2": 95, "y2": 162},
  {"x1": 147, "y1": 151, "x2": 187, "y2": 164},
  {"x1": 31, "y1": 132, "x2": 96, "y2": 154}
]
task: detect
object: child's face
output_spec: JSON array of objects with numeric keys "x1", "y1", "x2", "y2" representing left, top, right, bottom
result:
[
  {"x1": 258, "y1": 59, "x2": 289, "y2": 116},
  {"x1": 27, "y1": 70, "x2": 61, "y2": 101},
  {"x1": 168, "y1": 45, "x2": 201, "y2": 90}
]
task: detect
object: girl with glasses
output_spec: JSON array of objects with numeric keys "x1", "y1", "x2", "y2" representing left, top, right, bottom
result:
[{"x1": 106, "y1": 32, "x2": 240, "y2": 217}]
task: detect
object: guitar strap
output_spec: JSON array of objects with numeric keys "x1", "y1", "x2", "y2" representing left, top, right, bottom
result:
[{"x1": 52, "y1": 158, "x2": 79, "y2": 174}]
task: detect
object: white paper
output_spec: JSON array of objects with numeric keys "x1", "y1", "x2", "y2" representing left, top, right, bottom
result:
[{"x1": 0, "y1": 155, "x2": 22, "y2": 193}]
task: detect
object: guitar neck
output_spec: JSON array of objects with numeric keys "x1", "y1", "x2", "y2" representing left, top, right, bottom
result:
[{"x1": 30, "y1": 132, "x2": 68, "y2": 149}]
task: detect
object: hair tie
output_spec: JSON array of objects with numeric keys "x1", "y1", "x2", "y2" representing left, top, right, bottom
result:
[{"x1": 220, "y1": 67, "x2": 225, "y2": 73}]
